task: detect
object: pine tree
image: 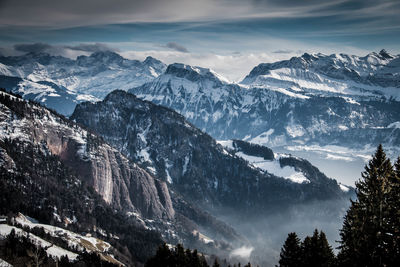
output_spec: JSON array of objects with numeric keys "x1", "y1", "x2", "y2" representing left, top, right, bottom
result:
[
  {"x1": 301, "y1": 229, "x2": 335, "y2": 267},
  {"x1": 212, "y1": 258, "x2": 220, "y2": 267},
  {"x1": 317, "y1": 231, "x2": 336, "y2": 267},
  {"x1": 386, "y1": 157, "x2": 400, "y2": 266},
  {"x1": 338, "y1": 145, "x2": 395, "y2": 266},
  {"x1": 278, "y1": 232, "x2": 302, "y2": 267}
]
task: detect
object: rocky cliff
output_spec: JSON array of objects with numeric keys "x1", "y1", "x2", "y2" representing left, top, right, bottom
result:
[{"x1": 0, "y1": 90, "x2": 173, "y2": 220}]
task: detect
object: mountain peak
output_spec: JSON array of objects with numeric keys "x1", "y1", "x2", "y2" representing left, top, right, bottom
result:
[
  {"x1": 301, "y1": 52, "x2": 319, "y2": 62},
  {"x1": 165, "y1": 63, "x2": 227, "y2": 84},
  {"x1": 143, "y1": 56, "x2": 161, "y2": 64},
  {"x1": 89, "y1": 50, "x2": 123, "y2": 61},
  {"x1": 379, "y1": 49, "x2": 393, "y2": 59}
]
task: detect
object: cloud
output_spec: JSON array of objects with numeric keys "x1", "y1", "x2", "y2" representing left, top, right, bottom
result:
[
  {"x1": 230, "y1": 246, "x2": 254, "y2": 260},
  {"x1": 120, "y1": 41, "x2": 371, "y2": 82},
  {"x1": 0, "y1": 42, "x2": 119, "y2": 59},
  {"x1": 66, "y1": 43, "x2": 118, "y2": 53},
  {"x1": 0, "y1": 0, "x2": 398, "y2": 30},
  {"x1": 14, "y1": 43, "x2": 52, "y2": 53},
  {"x1": 165, "y1": 42, "x2": 189, "y2": 53},
  {"x1": 273, "y1": 49, "x2": 294, "y2": 54}
]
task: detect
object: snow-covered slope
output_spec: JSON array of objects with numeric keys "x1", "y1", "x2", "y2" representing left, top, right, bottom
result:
[
  {"x1": 0, "y1": 224, "x2": 79, "y2": 261},
  {"x1": 0, "y1": 213, "x2": 123, "y2": 265},
  {"x1": 217, "y1": 140, "x2": 309, "y2": 184},
  {"x1": 217, "y1": 139, "x2": 352, "y2": 188},
  {"x1": 0, "y1": 51, "x2": 166, "y2": 115}
]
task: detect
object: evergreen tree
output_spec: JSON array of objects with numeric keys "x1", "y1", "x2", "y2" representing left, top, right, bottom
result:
[
  {"x1": 386, "y1": 157, "x2": 400, "y2": 265},
  {"x1": 212, "y1": 258, "x2": 220, "y2": 267},
  {"x1": 279, "y1": 230, "x2": 335, "y2": 267},
  {"x1": 316, "y1": 231, "x2": 336, "y2": 267},
  {"x1": 146, "y1": 243, "x2": 209, "y2": 267},
  {"x1": 301, "y1": 229, "x2": 334, "y2": 267},
  {"x1": 278, "y1": 232, "x2": 302, "y2": 267},
  {"x1": 338, "y1": 145, "x2": 397, "y2": 267}
]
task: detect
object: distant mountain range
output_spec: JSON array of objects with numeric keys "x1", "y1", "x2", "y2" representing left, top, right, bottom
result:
[
  {"x1": 129, "y1": 50, "x2": 400, "y2": 155},
  {"x1": 0, "y1": 51, "x2": 166, "y2": 115},
  {"x1": 1, "y1": 49, "x2": 399, "y2": 171},
  {"x1": 1, "y1": 50, "x2": 399, "y2": 154}
]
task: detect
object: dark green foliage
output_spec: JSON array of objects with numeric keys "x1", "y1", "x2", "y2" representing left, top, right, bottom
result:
[
  {"x1": 388, "y1": 157, "x2": 400, "y2": 263},
  {"x1": 232, "y1": 139, "x2": 274, "y2": 160},
  {"x1": 145, "y1": 243, "x2": 208, "y2": 267},
  {"x1": 301, "y1": 230, "x2": 335, "y2": 267},
  {"x1": 336, "y1": 145, "x2": 400, "y2": 266},
  {"x1": 278, "y1": 232, "x2": 301, "y2": 267},
  {"x1": 278, "y1": 230, "x2": 335, "y2": 267},
  {"x1": 212, "y1": 258, "x2": 220, "y2": 267},
  {"x1": 338, "y1": 145, "x2": 400, "y2": 267}
]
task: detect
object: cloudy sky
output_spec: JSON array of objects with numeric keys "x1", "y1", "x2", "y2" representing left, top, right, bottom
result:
[{"x1": 0, "y1": 0, "x2": 399, "y2": 81}]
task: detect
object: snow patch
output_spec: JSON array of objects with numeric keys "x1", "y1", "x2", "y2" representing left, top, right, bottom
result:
[
  {"x1": 388, "y1": 121, "x2": 400, "y2": 129},
  {"x1": 236, "y1": 152, "x2": 309, "y2": 183},
  {"x1": 339, "y1": 183, "x2": 350, "y2": 192},
  {"x1": 0, "y1": 224, "x2": 78, "y2": 260}
]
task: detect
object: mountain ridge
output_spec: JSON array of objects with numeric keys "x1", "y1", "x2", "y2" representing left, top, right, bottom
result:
[
  {"x1": 0, "y1": 51, "x2": 167, "y2": 115},
  {"x1": 129, "y1": 51, "x2": 400, "y2": 157}
]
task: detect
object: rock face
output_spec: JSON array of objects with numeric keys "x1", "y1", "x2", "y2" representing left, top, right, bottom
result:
[
  {"x1": 71, "y1": 90, "x2": 350, "y2": 213},
  {"x1": 129, "y1": 51, "x2": 400, "y2": 154},
  {"x1": 0, "y1": 90, "x2": 173, "y2": 220},
  {"x1": 0, "y1": 51, "x2": 166, "y2": 115}
]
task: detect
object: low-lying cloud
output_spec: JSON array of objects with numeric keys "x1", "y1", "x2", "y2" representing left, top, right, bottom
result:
[
  {"x1": 165, "y1": 42, "x2": 189, "y2": 53},
  {"x1": 66, "y1": 43, "x2": 117, "y2": 53},
  {"x1": 14, "y1": 43, "x2": 53, "y2": 53},
  {"x1": 230, "y1": 246, "x2": 254, "y2": 260},
  {"x1": 5, "y1": 42, "x2": 117, "y2": 58}
]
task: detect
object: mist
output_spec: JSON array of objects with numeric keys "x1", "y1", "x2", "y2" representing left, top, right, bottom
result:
[{"x1": 215, "y1": 198, "x2": 352, "y2": 266}]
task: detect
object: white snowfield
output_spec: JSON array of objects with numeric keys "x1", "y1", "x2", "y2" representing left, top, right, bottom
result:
[
  {"x1": 0, "y1": 213, "x2": 124, "y2": 265},
  {"x1": 217, "y1": 140, "x2": 309, "y2": 184}
]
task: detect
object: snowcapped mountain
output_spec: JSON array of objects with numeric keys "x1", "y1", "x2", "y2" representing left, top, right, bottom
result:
[
  {"x1": 129, "y1": 51, "x2": 400, "y2": 157},
  {"x1": 241, "y1": 49, "x2": 400, "y2": 99},
  {"x1": 0, "y1": 51, "x2": 166, "y2": 115}
]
